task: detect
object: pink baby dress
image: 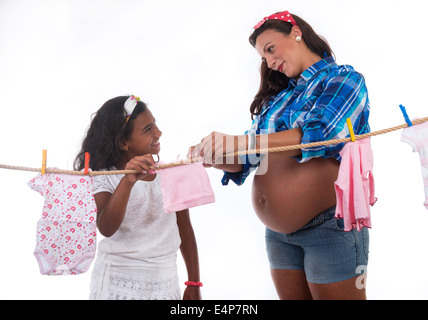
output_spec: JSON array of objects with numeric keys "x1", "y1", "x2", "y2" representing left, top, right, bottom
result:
[
  {"x1": 28, "y1": 170, "x2": 97, "y2": 275},
  {"x1": 334, "y1": 138, "x2": 377, "y2": 231},
  {"x1": 156, "y1": 162, "x2": 215, "y2": 213}
]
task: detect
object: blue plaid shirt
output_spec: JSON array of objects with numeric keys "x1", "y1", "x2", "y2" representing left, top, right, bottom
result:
[{"x1": 223, "y1": 56, "x2": 370, "y2": 186}]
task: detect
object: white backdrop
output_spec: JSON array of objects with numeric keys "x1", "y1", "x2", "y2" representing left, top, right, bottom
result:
[{"x1": 0, "y1": 0, "x2": 427, "y2": 300}]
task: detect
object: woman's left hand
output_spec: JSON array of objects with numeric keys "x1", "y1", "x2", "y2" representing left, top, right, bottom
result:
[{"x1": 187, "y1": 131, "x2": 238, "y2": 166}]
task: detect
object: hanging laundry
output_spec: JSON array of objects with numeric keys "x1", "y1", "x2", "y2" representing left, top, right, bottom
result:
[
  {"x1": 28, "y1": 170, "x2": 97, "y2": 275},
  {"x1": 334, "y1": 138, "x2": 377, "y2": 231},
  {"x1": 401, "y1": 121, "x2": 428, "y2": 210},
  {"x1": 156, "y1": 162, "x2": 215, "y2": 213}
]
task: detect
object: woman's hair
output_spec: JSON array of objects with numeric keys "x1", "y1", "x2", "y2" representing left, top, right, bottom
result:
[
  {"x1": 248, "y1": 13, "x2": 333, "y2": 118},
  {"x1": 74, "y1": 96, "x2": 147, "y2": 171}
]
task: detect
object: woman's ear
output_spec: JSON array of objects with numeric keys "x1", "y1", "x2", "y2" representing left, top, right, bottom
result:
[{"x1": 291, "y1": 25, "x2": 302, "y2": 39}]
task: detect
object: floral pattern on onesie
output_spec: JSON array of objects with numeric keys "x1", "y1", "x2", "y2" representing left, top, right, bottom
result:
[{"x1": 28, "y1": 170, "x2": 97, "y2": 275}]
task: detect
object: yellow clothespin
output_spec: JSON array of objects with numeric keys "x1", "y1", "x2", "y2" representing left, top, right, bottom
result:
[
  {"x1": 346, "y1": 118, "x2": 356, "y2": 142},
  {"x1": 41, "y1": 149, "x2": 47, "y2": 175}
]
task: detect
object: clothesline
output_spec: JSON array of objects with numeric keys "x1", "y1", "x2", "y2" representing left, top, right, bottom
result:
[{"x1": 1, "y1": 115, "x2": 427, "y2": 176}]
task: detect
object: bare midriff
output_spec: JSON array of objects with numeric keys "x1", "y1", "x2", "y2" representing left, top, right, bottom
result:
[{"x1": 251, "y1": 153, "x2": 339, "y2": 234}]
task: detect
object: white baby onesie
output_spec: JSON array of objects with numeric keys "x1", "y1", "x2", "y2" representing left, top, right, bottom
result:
[
  {"x1": 28, "y1": 170, "x2": 97, "y2": 275},
  {"x1": 401, "y1": 121, "x2": 428, "y2": 210}
]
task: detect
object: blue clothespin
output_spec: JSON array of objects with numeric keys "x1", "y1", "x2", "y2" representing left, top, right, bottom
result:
[{"x1": 399, "y1": 104, "x2": 413, "y2": 127}]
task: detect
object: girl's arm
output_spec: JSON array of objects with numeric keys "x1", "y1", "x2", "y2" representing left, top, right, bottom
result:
[
  {"x1": 187, "y1": 128, "x2": 303, "y2": 172},
  {"x1": 94, "y1": 178, "x2": 134, "y2": 237},
  {"x1": 95, "y1": 155, "x2": 156, "y2": 237},
  {"x1": 176, "y1": 209, "x2": 202, "y2": 300}
]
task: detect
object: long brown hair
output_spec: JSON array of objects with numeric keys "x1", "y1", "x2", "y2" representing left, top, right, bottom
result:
[
  {"x1": 248, "y1": 13, "x2": 333, "y2": 118},
  {"x1": 74, "y1": 96, "x2": 147, "y2": 171}
]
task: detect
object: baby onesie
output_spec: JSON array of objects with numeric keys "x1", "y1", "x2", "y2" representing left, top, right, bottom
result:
[
  {"x1": 156, "y1": 162, "x2": 215, "y2": 213},
  {"x1": 28, "y1": 170, "x2": 97, "y2": 275},
  {"x1": 401, "y1": 121, "x2": 428, "y2": 210},
  {"x1": 334, "y1": 138, "x2": 377, "y2": 231}
]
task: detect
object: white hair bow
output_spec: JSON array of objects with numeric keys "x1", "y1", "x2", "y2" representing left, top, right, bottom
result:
[{"x1": 124, "y1": 95, "x2": 140, "y2": 119}]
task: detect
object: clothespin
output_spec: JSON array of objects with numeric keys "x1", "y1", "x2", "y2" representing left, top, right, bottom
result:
[
  {"x1": 41, "y1": 149, "x2": 47, "y2": 175},
  {"x1": 399, "y1": 104, "x2": 413, "y2": 127},
  {"x1": 346, "y1": 118, "x2": 356, "y2": 142},
  {"x1": 84, "y1": 152, "x2": 90, "y2": 175}
]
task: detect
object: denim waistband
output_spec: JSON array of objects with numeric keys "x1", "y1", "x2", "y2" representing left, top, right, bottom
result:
[{"x1": 300, "y1": 206, "x2": 336, "y2": 230}]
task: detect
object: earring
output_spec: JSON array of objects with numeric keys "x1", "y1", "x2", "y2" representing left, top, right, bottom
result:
[
  {"x1": 155, "y1": 154, "x2": 160, "y2": 163},
  {"x1": 296, "y1": 36, "x2": 302, "y2": 42}
]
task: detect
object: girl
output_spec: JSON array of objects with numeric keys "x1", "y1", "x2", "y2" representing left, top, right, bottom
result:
[
  {"x1": 189, "y1": 11, "x2": 370, "y2": 299},
  {"x1": 74, "y1": 95, "x2": 201, "y2": 300}
]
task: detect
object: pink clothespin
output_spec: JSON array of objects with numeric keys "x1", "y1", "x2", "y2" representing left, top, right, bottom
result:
[
  {"x1": 41, "y1": 149, "x2": 47, "y2": 175},
  {"x1": 346, "y1": 118, "x2": 356, "y2": 142},
  {"x1": 84, "y1": 152, "x2": 90, "y2": 175}
]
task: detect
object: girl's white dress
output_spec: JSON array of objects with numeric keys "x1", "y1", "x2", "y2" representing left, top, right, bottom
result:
[{"x1": 89, "y1": 172, "x2": 181, "y2": 300}]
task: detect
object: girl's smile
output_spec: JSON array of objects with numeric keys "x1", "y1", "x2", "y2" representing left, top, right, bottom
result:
[{"x1": 122, "y1": 109, "x2": 162, "y2": 158}]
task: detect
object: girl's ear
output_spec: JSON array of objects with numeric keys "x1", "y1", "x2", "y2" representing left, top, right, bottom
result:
[{"x1": 119, "y1": 139, "x2": 129, "y2": 151}]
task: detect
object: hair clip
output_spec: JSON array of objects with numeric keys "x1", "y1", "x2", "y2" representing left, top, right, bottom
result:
[
  {"x1": 399, "y1": 104, "x2": 413, "y2": 127},
  {"x1": 124, "y1": 95, "x2": 140, "y2": 120},
  {"x1": 346, "y1": 118, "x2": 356, "y2": 142}
]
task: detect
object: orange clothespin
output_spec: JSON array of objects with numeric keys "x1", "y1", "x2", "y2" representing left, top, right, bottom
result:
[
  {"x1": 84, "y1": 152, "x2": 90, "y2": 175},
  {"x1": 41, "y1": 149, "x2": 47, "y2": 175},
  {"x1": 346, "y1": 118, "x2": 356, "y2": 142}
]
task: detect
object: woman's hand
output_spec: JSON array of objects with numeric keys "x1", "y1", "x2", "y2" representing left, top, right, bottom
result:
[
  {"x1": 187, "y1": 132, "x2": 241, "y2": 165},
  {"x1": 123, "y1": 154, "x2": 156, "y2": 184}
]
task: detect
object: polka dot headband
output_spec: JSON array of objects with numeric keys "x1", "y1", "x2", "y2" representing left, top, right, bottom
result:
[
  {"x1": 253, "y1": 10, "x2": 297, "y2": 29},
  {"x1": 123, "y1": 95, "x2": 140, "y2": 123}
]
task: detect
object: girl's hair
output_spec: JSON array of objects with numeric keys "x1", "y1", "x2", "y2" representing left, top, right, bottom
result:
[
  {"x1": 248, "y1": 13, "x2": 333, "y2": 118},
  {"x1": 74, "y1": 96, "x2": 147, "y2": 171}
]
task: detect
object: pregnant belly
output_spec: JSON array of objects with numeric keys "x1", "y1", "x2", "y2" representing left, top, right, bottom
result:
[{"x1": 251, "y1": 154, "x2": 339, "y2": 233}]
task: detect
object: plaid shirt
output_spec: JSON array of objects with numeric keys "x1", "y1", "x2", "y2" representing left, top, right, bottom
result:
[{"x1": 223, "y1": 56, "x2": 371, "y2": 186}]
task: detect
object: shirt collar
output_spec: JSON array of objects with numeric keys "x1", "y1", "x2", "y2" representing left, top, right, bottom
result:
[{"x1": 300, "y1": 56, "x2": 336, "y2": 82}]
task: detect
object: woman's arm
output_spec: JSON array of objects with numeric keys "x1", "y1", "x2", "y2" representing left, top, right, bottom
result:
[
  {"x1": 188, "y1": 128, "x2": 303, "y2": 171},
  {"x1": 176, "y1": 209, "x2": 202, "y2": 300}
]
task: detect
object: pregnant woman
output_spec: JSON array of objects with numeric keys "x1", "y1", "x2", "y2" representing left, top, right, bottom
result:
[{"x1": 188, "y1": 11, "x2": 370, "y2": 300}]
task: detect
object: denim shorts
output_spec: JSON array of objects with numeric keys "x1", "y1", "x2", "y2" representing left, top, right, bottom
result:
[{"x1": 265, "y1": 206, "x2": 369, "y2": 284}]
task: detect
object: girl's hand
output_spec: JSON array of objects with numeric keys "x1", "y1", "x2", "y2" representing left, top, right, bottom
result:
[
  {"x1": 187, "y1": 131, "x2": 239, "y2": 166},
  {"x1": 182, "y1": 286, "x2": 202, "y2": 300},
  {"x1": 123, "y1": 154, "x2": 156, "y2": 184}
]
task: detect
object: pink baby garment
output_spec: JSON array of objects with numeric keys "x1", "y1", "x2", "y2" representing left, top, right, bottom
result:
[
  {"x1": 28, "y1": 170, "x2": 97, "y2": 275},
  {"x1": 401, "y1": 121, "x2": 428, "y2": 210},
  {"x1": 334, "y1": 138, "x2": 377, "y2": 231},
  {"x1": 157, "y1": 162, "x2": 215, "y2": 213}
]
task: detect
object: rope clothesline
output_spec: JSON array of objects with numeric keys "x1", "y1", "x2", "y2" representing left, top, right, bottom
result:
[{"x1": 1, "y1": 115, "x2": 428, "y2": 176}]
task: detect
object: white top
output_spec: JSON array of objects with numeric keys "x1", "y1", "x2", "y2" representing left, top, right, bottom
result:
[
  {"x1": 90, "y1": 172, "x2": 182, "y2": 300},
  {"x1": 93, "y1": 172, "x2": 181, "y2": 264}
]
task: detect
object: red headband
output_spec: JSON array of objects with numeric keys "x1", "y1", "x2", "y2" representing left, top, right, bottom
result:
[{"x1": 253, "y1": 11, "x2": 297, "y2": 29}]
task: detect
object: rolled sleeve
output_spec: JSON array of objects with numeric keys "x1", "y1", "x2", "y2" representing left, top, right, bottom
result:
[
  {"x1": 222, "y1": 123, "x2": 262, "y2": 186},
  {"x1": 221, "y1": 154, "x2": 261, "y2": 186},
  {"x1": 295, "y1": 71, "x2": 370, "y2": 163}
]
